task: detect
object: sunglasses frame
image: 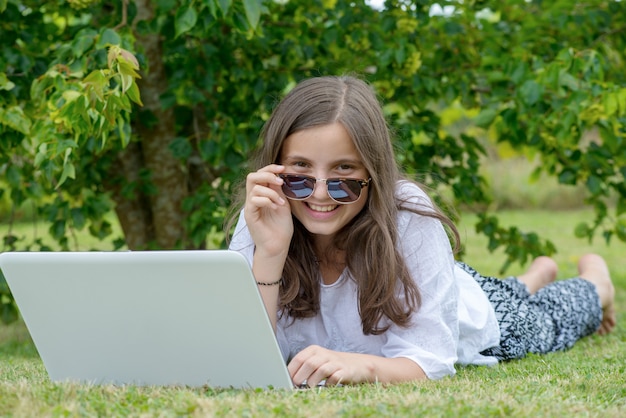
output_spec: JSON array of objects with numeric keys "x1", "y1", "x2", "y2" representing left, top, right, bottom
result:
[{"x1": 278, "y1": 174, "x2": 371, "y2": 204}]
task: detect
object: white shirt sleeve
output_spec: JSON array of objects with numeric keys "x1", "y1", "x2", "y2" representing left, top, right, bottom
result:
[
  {"x1": 387, "y1": 181, "x2": 460, "y2": 379},
  {"x1": 228, "y1": 210, "x2": 255, "y2": 264},
  {"x1": 455, "y1": 265, "x2": 500, "y2": 366}
]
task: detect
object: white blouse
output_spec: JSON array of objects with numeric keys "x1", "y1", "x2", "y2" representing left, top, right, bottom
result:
[{"x1": 229, "y1": 181, "x2": 500, "y2": 379}]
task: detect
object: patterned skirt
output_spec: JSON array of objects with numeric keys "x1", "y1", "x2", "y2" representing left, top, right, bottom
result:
[{"x1": 456, "y1": 261, "x2": 603, "y2": 361}]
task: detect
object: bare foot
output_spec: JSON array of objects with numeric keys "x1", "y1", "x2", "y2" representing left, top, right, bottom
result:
[
  {"x1": 578, "y1": 254, "x2": 616, "y2": 335},
  {"x1": 518, "y1": 256, "x2": 559, "y2": 294}
]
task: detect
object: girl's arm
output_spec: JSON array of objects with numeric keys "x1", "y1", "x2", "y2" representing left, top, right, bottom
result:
[
  {"x1": 243, "y1": 164, "x2": 293, "y2": 330},
  {"x1": 252, "y1": 248, "x2": 289, "y2": 330}
]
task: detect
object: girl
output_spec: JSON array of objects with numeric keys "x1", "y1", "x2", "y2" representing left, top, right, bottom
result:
[{"x1": 227, "y1": 75, "x2": 616, "y2": 387}]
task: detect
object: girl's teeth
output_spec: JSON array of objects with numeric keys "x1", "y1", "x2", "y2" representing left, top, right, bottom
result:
[{"x1": 309, "y1": 204, "x2": 337, "y2": 212}]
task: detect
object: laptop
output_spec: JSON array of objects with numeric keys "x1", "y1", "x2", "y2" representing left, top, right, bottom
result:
[{"x1": 0, "y1": 250, "x2": 294, "y2": 390}]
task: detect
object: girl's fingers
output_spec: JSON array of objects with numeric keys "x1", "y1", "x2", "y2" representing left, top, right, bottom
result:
[
  {"x1": 246, "y1": 167, "x2": 284, "y2": 191},
  {"x1": 288, "y1": 345, "x2": 333, "y2": 388},
  {"x1": 245, "y1": 165, "x2": 287, "y2": 209},
  {"x1": 246, "y1": 171, "x2": 283, "y2": 188},
  {"x1": 247, "y1": 179, "x2": 285, "y2": 207},
  {"x1": 248, "y1": 164, "x2": 285, "y2": 181},
  {"x1": 248, "y1": 190, "x2": 285, "y2": 209}
]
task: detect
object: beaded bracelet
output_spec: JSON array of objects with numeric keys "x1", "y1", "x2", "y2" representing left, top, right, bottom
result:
[{"x1": 256, "y1": 278, "x2": 282, "y2": 286}]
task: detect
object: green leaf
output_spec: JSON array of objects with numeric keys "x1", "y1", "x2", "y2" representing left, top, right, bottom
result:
[
  {"x1": 34, "y1": 144, "x2": 48, "y2": 167},
  {"x1": 155, "y1": 0, "x2": 176, "y2": 12},
  {"x1": 120, "y1": 73, "x2": 133, "y2": 94},
  {"x1": 243, "y1": 0, "x2": 261, "y2": 29},
  {"x1": 586, "y1": 175, "x2": 603, "y2": 196},
  {"x1": 126, "y1": 82, "x2": 143, "y2": 106},
  {"x1": 84, "y1": 69, "x2": 108, "y2": 101},
  {"x1": 443, "y1": 21, "x2": 464, "y2": 35},
  {"x1": 89, "y1": 220, "x2": 113, "y2": 240},
  {"x1": 518, "y1": 80, "x2": 542, "y2": 106},
  {"x1": 217, "y1": 0, "x2": 232, "y2": 15},
  {"x1": 117, "y1": 115, "x2": 131, "y2": 147},
  {"x1": 598, "y1": 124, "x2": 619, "y2": 154},
  {"x1": 510, "y1": 62, "x2": 527, "y2": 85},
  {"x1": 117, "y1": 53, "x2": 140, "y2": 75},
  {"x1": 71, "y1": 208, "x2": 86, "y2": 230},
  {"x1": 394, "y1": 47, "x2": 406, "y2": 65},
  {"x1": 543, "y1": 64, "x2": 561, "y2": 90},
  {"x1": 0, "y1": 105, "x2": 31, "y2": 134},
  {"x1": 474, "y1": 108, "x2": 498, "y2": 128},
  {"x1": 559, "y1": 72, "x2": 580, "y2": 91},
  {"x1": 558, "y1": 169, "x2": 577, "y2": 185},
  {"x1": 97, "y1": 28, "x2": 121, "y2": 48},
  {"x1": 175, "y1": 7, "x2": 198, "y2": 38},
  {"x1": 5, "y1": 165, "x2": 21, "y2": 187},
  {"x1": 57, "y1": 162, "x2": 76, "y2": 188},
  {"x1": 62, "y1": 90, "x2": 82, "y2": 103},
  {"x1": 603, "y1": 91, "x2": 619, "y2": 116},
  {"x1": 50, "y1": 220, "x2": 66, "y2": 240},
  {"x1": 71, "y1": 32, "x2": 96, "y2": 58},
  {"x1": 0, "y1": 72, "x2": 15, "y2": 91}
]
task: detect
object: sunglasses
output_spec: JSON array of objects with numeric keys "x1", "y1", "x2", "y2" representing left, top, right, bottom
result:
[{"x1": 278, "y1": 174, "x2": 371, "y2": 204}]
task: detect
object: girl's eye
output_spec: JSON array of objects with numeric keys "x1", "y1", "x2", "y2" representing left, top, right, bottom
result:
[{"x1": 285, "y1": 161, "x2": 310, "y2": 172}]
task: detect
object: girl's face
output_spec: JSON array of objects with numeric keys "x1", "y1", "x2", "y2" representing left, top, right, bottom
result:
[{"x1": 279, "y1": 123, "x2": 370, "y2": 245}]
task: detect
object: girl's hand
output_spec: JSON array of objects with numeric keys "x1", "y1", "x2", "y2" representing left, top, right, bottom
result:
[
  {"x1": 244, "y1": 164, "x2": 293, "y2": 257},
  {"x1": 288, "y1": 345, "x2": 427, "y2": 387},
  {"x1": 288, "y1": 345, "x2": 373, "y2": 387}
]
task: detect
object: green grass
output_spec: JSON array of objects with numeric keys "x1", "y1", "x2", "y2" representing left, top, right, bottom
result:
[{"x1": 1, "y1": 209, "x2": 625, "y2": 417}]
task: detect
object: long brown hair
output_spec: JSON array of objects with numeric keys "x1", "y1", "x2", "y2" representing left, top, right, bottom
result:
[{"x1": 227, "y1": 75, "x2": 459, "y2": 335}]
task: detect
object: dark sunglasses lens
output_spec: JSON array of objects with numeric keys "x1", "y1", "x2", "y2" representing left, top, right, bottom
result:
[
  {"x1": 281, "y1": 175, "x2": 315, "y2": 199},
  {"x1": 327, "y1": 180, "x2": 362, "y2": 203}
]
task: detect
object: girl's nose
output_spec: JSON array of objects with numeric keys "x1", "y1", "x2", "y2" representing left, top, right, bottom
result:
[{"x1": 311, "y1": 178, "x2": 329, "y2": 200}]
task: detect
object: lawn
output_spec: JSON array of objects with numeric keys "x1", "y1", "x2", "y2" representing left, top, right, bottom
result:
[{"x1": 0, "y1": 209, "x2": 624, "y2": 417}]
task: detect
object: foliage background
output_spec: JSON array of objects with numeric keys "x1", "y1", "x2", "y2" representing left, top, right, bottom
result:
[{"x1": 2, "y1": 0, "x2": 626, "y2": 323}]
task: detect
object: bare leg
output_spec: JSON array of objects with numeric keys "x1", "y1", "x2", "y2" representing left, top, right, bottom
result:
[
  {"x1": 577, "y1": 254, "x2": 616, "y2": 335},
  {"x1": 517, "y1": 256, "x2": 559, "y2": 294}
]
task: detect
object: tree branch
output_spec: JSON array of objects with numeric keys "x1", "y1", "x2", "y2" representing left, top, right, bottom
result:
[{"x1": 113, "y1": 0, "x2": 128, "y2": 30}]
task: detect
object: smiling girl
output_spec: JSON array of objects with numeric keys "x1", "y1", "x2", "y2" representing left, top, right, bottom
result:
[{"x1": 227, "y1": 75, "x2": 616, "y2": 387}]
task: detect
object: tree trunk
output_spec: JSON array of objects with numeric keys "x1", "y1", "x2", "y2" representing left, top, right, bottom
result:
[
  {"x1": 107, "y1": 142, "x2": 155, "y2": 250},
  {"x1": 110, "y1": 0, "x2": 187, "y2": 249}
]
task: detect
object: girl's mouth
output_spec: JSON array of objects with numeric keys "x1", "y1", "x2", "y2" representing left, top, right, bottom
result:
[{"x1": 307, "y1": 203, "x2": 339, "y2": 213}]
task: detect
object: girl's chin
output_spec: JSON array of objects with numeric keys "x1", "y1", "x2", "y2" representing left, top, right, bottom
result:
[{"x1": 294, "y1": 216, "x2": 342, "y2": 237}]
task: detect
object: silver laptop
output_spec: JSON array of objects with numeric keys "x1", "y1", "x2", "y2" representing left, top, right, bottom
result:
[{"x1": 0, "y1": 250, "x2": 294, "y2": 390}]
